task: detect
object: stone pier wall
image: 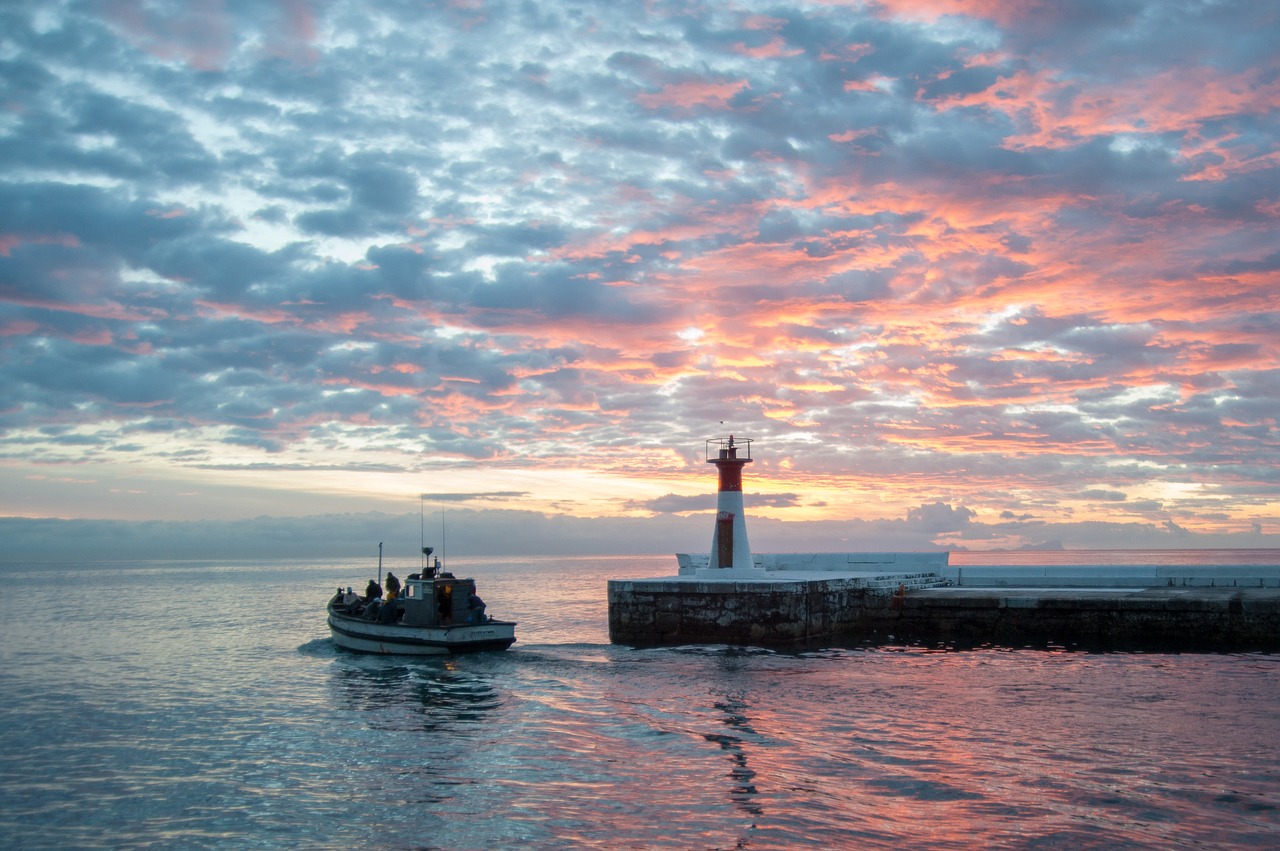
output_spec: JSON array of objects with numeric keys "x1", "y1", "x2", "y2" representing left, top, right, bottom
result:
[
  {"x1": 612, "y1": 557, "x2": 1280, "y2": 650},
  {"x1": 608, "y1": 578, "x2": 1280, "y2": 651},
  {"x1": 884, "y1": 587, "x2": 1280, "y2": 651},
  {"x1": 608, "y1": 576, "x2": 878, "y2": 647}
]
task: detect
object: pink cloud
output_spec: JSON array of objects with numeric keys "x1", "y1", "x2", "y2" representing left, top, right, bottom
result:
[
  {"x1": 733, "y1": 37, "x2": 804, "y2": 60},
  {"x1": 0, "y1": 232, "x2": 81, "y2": 256},
  {"x1": 930, "y1": 65, "x2": 1280, "y2": 176},
  {"x1": 866, "y1": 0, "x2": 1049, "y2": 28},
  {"x1": 101, "y1": 0, "x2": 235, "y2": 71},
  {"x1": 264, "y1": 0, "x2": 321, "y2": 65},
  {"x1": 70, "y1": 328, "x2": 114, "y2": 346},
  {"x1": 196, "y1": 301, "x2": 300, "y2": 326},
  {"x1": 635, "y1": 79, "x2": 750, "y2": 113},
  {"x1": 842, "y1": 76, "x2": 894, "y2": 93},
  {"x1": 1, "y1": 294, "x2": 160, "y2": 323},
  {"x1": 0, "y1": 321, "x2": 39, "y2": 337}
]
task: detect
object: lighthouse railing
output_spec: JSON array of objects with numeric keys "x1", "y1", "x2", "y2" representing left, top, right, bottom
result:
[{"x1": 705, "y1": 436, "x2": 752, "y2": 462}]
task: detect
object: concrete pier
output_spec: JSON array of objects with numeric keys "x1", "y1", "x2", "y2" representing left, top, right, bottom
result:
[
  {"x1": 608, "y1": 554, "x2": 1280, "y2": 651},
  {"x1": 613, "y1": 441, "x2": 1280, "y2": 649},
  {"x1": 883, "y1": 585, "x2": 1280, "y2": 650}
]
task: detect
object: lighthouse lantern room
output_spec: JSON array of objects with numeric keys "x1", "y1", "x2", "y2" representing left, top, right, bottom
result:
[{"x1": 706, "y1": 436, "x2": 754, "y2": 570}]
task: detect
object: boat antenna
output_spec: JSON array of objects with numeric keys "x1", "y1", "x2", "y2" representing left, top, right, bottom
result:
[
  {"x1": 420, "y1": 494, "x2": 425, "y2": 571},
  {"x1": 377, "y1": 541, "x2": 383, "y2": 585}
]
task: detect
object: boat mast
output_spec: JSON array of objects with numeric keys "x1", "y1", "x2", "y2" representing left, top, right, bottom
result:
[
  {"x1": 418, "y1": 494, "x2": 439, "y2": 576},
  {"x1": 377, "y1": 541, "x2": 383, "y2": 585}
]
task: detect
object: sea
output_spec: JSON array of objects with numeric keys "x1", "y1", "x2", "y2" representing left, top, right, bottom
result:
[{"x1": 1, "y1": 550, "x2": 1278, "y2": 850}]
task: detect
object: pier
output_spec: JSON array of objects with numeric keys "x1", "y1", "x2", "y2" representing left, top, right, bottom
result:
[
  {"x1": 608, "y1": 555, "x2": 1280, "y2": 651},
  {"x1": 607, "y1": 437, "x2": 1280, "y2": 651}
]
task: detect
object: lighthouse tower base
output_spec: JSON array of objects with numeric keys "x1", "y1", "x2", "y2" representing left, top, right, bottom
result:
[{"x1": 695, "y1": 565, "x2": 767, "y2": 579}]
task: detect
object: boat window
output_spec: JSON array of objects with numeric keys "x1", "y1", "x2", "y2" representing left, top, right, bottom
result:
[{"x1": 405, "y1": 584, "x2": 417, "y2": 599}]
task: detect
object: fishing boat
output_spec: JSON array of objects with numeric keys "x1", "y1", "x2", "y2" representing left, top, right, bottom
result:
[{"x1": 327, "y1": 545, "x2": 516, "y2": 655}]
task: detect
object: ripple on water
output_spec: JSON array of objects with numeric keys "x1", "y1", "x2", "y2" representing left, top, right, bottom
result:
[{"x1": 2, "y1": 560, "x2": 1279, "y2": 849}]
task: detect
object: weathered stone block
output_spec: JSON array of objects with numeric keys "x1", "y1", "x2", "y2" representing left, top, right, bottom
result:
[{"x1": 654, "y1": 612, "x2": 681, "y2": 632}]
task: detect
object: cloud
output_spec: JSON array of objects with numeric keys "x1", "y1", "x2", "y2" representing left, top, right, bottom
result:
[
  {"x1": 419, "y1": 492, "x2": 531, "y2": 502},
  {"x1": 906, "y1": 502, "x2": 978, "y2": 533},
  {"x1": 1, "y1": 1, "x2": 1277, "y2": 554},
  {"x1": 1078, "y1": 489, "x2": 1126, "y2": 502}
]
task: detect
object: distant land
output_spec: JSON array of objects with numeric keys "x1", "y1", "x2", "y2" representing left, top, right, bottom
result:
[{"x1": 1, "y1": 510, "x2": 1275, "y2": 562}]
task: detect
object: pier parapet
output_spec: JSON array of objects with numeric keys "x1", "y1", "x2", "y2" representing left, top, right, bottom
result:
[{"x1": 678, "y1": 551, "x2": 949, "y2": 579}]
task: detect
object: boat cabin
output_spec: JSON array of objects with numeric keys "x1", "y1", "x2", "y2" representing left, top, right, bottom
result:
[{"x1": 398, "y1": 571, "x2": 483, "y2": 627}]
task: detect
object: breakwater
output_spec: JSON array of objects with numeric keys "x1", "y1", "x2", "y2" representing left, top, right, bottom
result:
[{"x1": 608, "y1": 553, "x2": 1280, "y2": 650}]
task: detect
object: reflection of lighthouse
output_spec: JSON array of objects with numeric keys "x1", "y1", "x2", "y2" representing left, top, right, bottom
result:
[{"x1": 707, "y1": 436, "x2": 753, "y2": 569}]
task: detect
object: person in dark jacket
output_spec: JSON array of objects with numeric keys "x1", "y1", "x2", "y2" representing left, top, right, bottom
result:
[
  {"x1": 364, "y1": 579, "x2": 383, "y2": 602},
  {"x1": 466, "y1": 591, "x2": 486, "y2": 623},
  {"x1": 378, "y1": 589, "x2": 399, "y2": 623},
  {"x1": 385, "y1": 573, "x2": 401, "y2": 596}
]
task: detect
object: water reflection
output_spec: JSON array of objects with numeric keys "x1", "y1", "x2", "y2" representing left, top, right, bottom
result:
[
  {"x1": 694, "y1": 649, "x2": 774, "y2": 823},
  {"x1": 706, "y1": 693, "x2": 764, "y2": 817},
  {"x1": 330, "y1": 657, "x2": 503, "y2": 731}
]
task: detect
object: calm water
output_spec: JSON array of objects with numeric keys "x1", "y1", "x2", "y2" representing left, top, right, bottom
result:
[{"x1": 1, "y1": 552, "x2": 1278, "y2": 849}]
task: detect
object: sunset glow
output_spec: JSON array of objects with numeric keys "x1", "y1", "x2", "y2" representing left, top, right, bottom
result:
[{"x1": 1, "y1": 1, "x2": 1278, "y2": 556}]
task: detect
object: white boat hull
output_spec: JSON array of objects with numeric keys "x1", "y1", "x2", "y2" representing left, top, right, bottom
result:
[{"x1": 328, "y1": 610, "x2": 517, "y2": 655}]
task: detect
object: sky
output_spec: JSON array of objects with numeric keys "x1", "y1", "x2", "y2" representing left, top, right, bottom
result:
[{"x1": 2, "y1": 0, "x2": 1279, "y2": 560}]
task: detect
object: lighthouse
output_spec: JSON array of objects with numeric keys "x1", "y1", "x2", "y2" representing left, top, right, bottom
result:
[{"x1": 707, "y1": 436, "x2": 754, "y2": 570}]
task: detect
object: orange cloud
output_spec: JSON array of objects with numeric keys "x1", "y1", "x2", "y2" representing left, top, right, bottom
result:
[{"x1": 931, "y1": 65, "x2": 1280, "y2": 174}]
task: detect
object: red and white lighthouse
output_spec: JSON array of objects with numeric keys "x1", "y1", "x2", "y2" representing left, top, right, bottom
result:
[{"x1": 707, "y1": 436, "x2": 753, "y2": 569}]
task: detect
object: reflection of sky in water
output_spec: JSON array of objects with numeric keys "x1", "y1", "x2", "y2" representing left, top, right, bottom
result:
[{"x1": 0, "y1": 558, "x2": 1277, "y2": 849}]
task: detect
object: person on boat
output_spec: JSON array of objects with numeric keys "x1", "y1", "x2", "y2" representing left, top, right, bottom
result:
[
  {"x1": 466, "y1": 591, "x2": 486, "y2": 623},
  {"x1": 436, "y1": 585, "x2": 452, "y2": 623},
  {"x1": 364, "y1": 579, "x2": 382, "y2": 602},
  {"x1": 342, "y1": 587, "x2": 360, "y2": 608},
  {"x1": 378, "y1": 588, "x2": 399, "y2": 624},
  {"x1": 384, "y1": 572, "x2": 401, "y2": 597}
]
